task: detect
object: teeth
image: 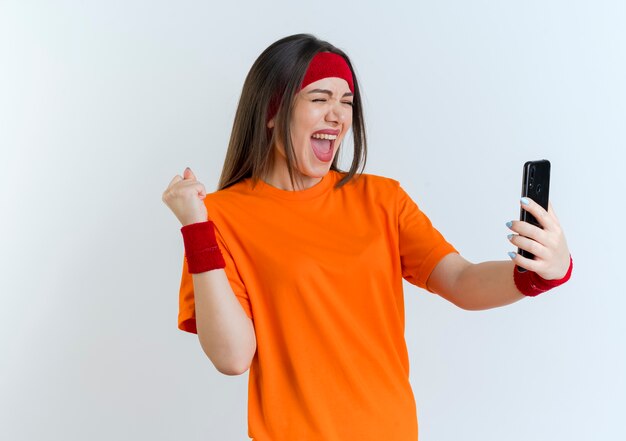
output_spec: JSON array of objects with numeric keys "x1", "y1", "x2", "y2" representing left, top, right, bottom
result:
[{"x1": 311, "y1": 133, "x2": 338, "y2": 140}]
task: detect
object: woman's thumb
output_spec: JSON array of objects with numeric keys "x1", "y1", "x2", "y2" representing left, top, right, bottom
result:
[{"x1": 184, "y1": 167, "x2": 195, "y2": 180}]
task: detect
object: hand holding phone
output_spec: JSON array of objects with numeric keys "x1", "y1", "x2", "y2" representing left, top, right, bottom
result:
[
  {"x1": 508, "y1": 159, "x2": 571, "y2": 280},
  {"x1": 517, "y1": 160, "x2": 551, "y2": 271}
]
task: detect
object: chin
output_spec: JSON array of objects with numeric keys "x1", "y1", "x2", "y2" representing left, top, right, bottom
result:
[{"x1": 307, "y1": 163, "x2": 333, "y2": 177}]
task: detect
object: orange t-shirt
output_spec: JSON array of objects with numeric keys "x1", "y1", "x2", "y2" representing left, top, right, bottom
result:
[{"x1": 178, "y1": 170, "x2": 458, "y2": 441}]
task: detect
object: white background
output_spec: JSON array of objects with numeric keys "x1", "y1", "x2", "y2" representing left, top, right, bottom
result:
[{"x1": 1, "y1": 1, "x2": 624, "y2": 440}]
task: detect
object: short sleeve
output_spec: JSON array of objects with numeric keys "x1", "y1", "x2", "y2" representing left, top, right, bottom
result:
[
  {"x1": 178, "y1": 223, "x2": 252, "y2": 334},
  {"x1": 397, "y1": 185, "x2": 458, "y2": 291}
]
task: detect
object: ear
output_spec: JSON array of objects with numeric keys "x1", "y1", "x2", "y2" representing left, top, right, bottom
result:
[{"x1": 267, "y1": 118, "x2": 275, "y2": 129}]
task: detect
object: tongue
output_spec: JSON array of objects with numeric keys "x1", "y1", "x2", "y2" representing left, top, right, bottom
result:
[
  {"x1": 310, "y1": 137, "x2": 334, "y2": 162},
  {"x1": 311, "y1": 137, "x2": 332, "y2": 153}
]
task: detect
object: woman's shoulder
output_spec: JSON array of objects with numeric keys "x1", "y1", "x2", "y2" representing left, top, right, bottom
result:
[{"x1": 341, "y1": 171, "x2": 401, "y2": 194}]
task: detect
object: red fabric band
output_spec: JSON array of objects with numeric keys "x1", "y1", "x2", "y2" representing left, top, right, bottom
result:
[
  {"x1": 180, "y1": 220, "x2": 226, "y2": 274},
  {"x1": 514, "y1": 255, "x2": 573, "y2": 297},
  {"x1": 301, "y1": 52, "x2": 354, "y2": 93},
  {"x1": 267, "y1": 51, "x2": 354, "y2": 123}
]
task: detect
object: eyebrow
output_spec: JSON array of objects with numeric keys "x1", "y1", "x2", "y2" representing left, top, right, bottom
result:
[{"x1": 307, "y1": 88, "x2": 353, "y2": 98}]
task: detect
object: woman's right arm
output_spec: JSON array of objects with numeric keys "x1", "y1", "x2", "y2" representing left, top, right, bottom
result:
[
  {"x1": 192, "y1": 269, "x2": 256, "y2": 376},
  {"x1": 163, "y1": 167, "x2": 256, "y2": 376}
]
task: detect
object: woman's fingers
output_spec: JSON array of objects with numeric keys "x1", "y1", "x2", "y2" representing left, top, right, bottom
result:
[
  {"x1": 164, "y1": 169, "x2": 204, "y2": 192},
  {"x1": 520, "y1": 197, "x2": 556, "y2": 231},
  {"x1": 163, "y1": 169, "x2": 206, "y2": 203},
  {"x1": 508, "y1": 234, "x2": 548, "y2": 259},
  {"x1": 506, "y1": 197, "x2": 570, "y2": 280},
  {"x1": 167, "y1": 174, "x2": 183, "y2": 188},
  {"x1": 507, "y1": 250, "x2": 541, "y2": 273},
  {"x1": 175, "y1": 179, "x2": 206, "y2": 197},
  {"x1": 547, "y1": 200, "x2": 561, "y2": 225},
  {"x1": 162, "y1": 168, "x2": 208, "y2": 226},
  {"x1": 163, "y1": 175, "x2": 182, "y2": 203},
  {"x1": 507, "y1": 219, "x2": 547, "y2": 245}
]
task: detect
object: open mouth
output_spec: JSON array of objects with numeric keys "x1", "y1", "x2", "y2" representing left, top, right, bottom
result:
[{"x1": 310, "y1": 133, "x2": 337, "y2": 162}]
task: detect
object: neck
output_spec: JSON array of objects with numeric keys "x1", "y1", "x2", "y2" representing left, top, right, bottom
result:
[
  {"x1": 262, "y1": 153, "x2": 324, "y2": 191},
  {"x1": 262, "y1": 168, "x2": 323, "y2": 191}
]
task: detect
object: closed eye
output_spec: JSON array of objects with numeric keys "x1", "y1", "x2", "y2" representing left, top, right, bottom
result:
[{"x1": 312, "y1": 98, "x2": 353, "y2": 107}]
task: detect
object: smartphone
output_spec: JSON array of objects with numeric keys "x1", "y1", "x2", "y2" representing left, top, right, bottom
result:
[{"x1": 517, "y1": 160, "x2": 551, "y2": 272}]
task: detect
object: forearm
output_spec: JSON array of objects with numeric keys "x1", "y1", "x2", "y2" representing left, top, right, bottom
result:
[
  {"x1": 453, "y1": 260, "x2": 526, "y2": 311},
  {"x1": 193, "y1": 269, "x2": 257, "y2": 375},
  {"x1": 427, "y1": 196, "x2": 571, "y2": 311}
]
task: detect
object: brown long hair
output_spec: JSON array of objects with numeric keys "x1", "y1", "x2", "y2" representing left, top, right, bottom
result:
[{"x1": 217, "y1": 33, "x2": 367, "y2": 191}]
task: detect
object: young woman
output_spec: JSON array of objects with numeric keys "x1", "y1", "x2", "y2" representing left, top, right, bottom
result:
[{"x1": 162, "y1": 33, "x2": 572, "y2": 441}]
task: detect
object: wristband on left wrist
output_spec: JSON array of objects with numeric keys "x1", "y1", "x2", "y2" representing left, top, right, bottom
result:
[{"x1": 513, "y1": 255, "x2": 573, "y2": 297}]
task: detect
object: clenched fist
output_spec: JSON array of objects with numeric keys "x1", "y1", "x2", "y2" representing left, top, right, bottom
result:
[{"x1": 162, "y1": 167, "x2": 208, "y2": 227}]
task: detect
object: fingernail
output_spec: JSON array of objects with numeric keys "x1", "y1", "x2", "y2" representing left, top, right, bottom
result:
[
  {"x1": 506, "y1": 221, "x2": 513, "y2": 229},
  {"x1": 508, "y1": 251, "x2": 516, "y2": 259},
  {"x1": 507, "y1": 234, "x2": 514, "y2": 240},
  {"x1": 520, "y1": 197, "x2": 530, "y2": 205}
]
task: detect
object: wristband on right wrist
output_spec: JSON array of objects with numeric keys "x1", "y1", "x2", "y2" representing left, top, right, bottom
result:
[{"x1": 180, "y1": 220, "x2": 226, "y2": 274}]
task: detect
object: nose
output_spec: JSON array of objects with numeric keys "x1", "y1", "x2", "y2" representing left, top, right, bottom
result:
[{"x1": 325, "y1": 100, "x2": 348, "y2": 124}]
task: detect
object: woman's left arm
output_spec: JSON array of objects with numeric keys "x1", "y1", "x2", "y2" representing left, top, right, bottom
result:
[{"x1": 426, "y1": 198, "x2": 571, "y2": 310}]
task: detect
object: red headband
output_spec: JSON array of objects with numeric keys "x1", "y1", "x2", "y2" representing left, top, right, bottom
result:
[
  {"x1": 267, "y1": 52, "x2": 354, "y2": 123},
  {"x1": 301, "y1": 52, "x2": 354, "y2": 93}
]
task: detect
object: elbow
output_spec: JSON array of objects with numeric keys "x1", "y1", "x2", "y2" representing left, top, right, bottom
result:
[
  {"x1": 210, "y1": 351, "x2": 254, "y2": 376},
  {"x1": 458, "y1": 303, "x2": 489, "y2": 311},
  {"x1": 218, "y1": 362, "x2": 251, "y2": 376},
  {"x1": 453, "y1": 299, "x2": 480, "y2": 311},
  {"x1": 456, "y1": 298, "x2": 506, "y2": 311},
  {"x1": 213, "y1": 341, "x2": 256, "y2": 377},
  {"x1": 442, "y1": 293, "x2": 488, "y2": 311},
  {"x1": 438, "y1": 292, "x2": 477, "y2": 311},
  {"x1": 198, "y1": 318, "x2": 257, "y2": 376}
]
